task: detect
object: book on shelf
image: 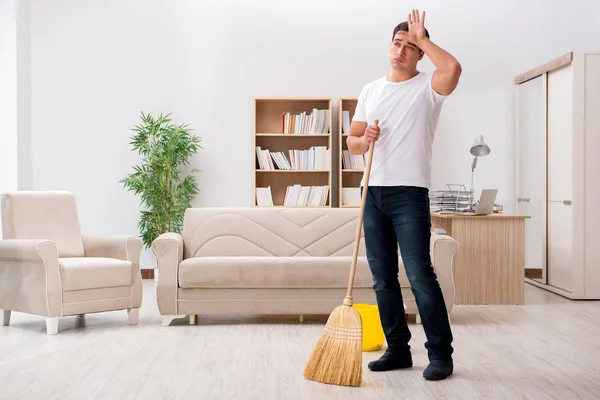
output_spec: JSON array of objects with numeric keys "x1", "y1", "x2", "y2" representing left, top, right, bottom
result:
[
  {"x1": 342, "y1": 150, "x2": 365, "y2": 170},
  {"x1": 282, "y1": 109, "x2": 330, "y2": 134},
  {"x1": 256, "y1": 146, "x2": 330, "y2": 170},
  {"x1": 342, "y1": 187, "x2": 361, "y2": 206},
  {"x1": 341, "y1": 110, "x2": 351, "y2": 134},
  {"x1": 283, "y1": 184, "x2": 329, "y2": 206},
  {"x1": 256, "y1": 187, "x2": 274, "y2": 206},
  {"x1": 256, "y1": 185, "x2": 330, "y2": 207}
]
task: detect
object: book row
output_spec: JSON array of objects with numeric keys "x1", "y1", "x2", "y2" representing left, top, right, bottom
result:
[
  {"x1": 256, "y1": 146, "x2": 330, "y2": 170},
  {"x1": 281, "y1": 109, "x2": 330, "y2": 134},
  {"x1": 255, "y1": 185, "x2": 330, "y2": 207}
]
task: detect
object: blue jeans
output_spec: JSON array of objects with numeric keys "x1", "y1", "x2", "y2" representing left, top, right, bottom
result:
[{"x1": 362, "y1": 185, "x2": 454, "y2": 361}]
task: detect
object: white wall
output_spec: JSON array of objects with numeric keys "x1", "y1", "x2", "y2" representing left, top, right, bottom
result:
[
  {"x1": 20, "y1": 0, "x2": 600, "y2": 265},
  {"x1": 0, "y1": 0, "x2": 18, "y2": 238},
  {"x1": 16, "y1": 0, "x2": 32, "y2": 191}
]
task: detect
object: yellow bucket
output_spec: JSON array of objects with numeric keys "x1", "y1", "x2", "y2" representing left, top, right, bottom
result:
[{"x1": 353, "y1": 303, "x2": 385, "y2": 352}]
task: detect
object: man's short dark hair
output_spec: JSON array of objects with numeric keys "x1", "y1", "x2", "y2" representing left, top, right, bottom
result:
[{"x1": 392, "y1": 21, "x2": 430, "y2": 41}]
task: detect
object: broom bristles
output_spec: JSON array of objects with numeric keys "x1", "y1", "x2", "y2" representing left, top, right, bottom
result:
[{"x1": 303, "y1": 304, "x2": 363, "y2": 387}]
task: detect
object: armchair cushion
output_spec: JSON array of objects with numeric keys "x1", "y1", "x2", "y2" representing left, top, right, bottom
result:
[
  {"x1": 59, "y1": 257, "x2": 132, "y2": 291},
  {"x1": 1, "y1": 192, "x2": 84, "y2": 257}
]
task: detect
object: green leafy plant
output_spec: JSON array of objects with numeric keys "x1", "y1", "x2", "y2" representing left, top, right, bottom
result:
[{"x1": 121, "y1": 112, "x2": 202, "y2": 248}]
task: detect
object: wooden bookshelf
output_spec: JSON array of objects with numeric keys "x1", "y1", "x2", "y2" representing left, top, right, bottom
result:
[
  {"x1": 254, "y1": 98, "x2": 332, "y2": 207},
  {"x1": 338, "y1": 97, "x2": 364, "y2": 208}
]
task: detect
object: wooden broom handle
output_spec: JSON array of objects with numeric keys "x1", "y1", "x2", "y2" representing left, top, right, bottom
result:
[{"x1": 344, "y1": 141, "x2": 375, "y2": 305}]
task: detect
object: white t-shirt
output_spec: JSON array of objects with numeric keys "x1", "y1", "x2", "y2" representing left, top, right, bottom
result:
[{"x1": 352, "y1": 71, "x2": 447, "y2": 189}]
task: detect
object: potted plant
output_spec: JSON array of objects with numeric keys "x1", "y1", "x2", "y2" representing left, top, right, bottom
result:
[{"x1": 121, "y1": 112, "x2": 202, "y2": 258}]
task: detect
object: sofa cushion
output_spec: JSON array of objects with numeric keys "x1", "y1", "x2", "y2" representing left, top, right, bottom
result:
[
  {"x1": 178, "y1": 256, "x2": 411, "y2": 289},
  {"x1": 59, "y1": 257, "x2": 132, "y2": 291}
]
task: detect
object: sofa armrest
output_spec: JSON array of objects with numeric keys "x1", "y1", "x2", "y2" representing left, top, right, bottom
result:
[
  {"x1": 430, "y1": 232, "x2": 459, "y2": 313},
  {"x1": 152, "y1": 233, "x2": 183, "y2": 316},
  {"x1": 0, "y1": 239, "x2": 62, "y2": 317}
]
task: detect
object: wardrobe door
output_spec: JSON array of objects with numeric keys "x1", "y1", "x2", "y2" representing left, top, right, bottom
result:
[
  {"x1": 583, "y1": 53, "x2": 600, "y2": 298},
  {"x1": 516, "y1": 74, "x2": 547, "y2": 283},
  {"x1": 547, "y1": 201, "x2": 573, "y2": 292},
  {"x1": 546, "y1": 63, "x2": 574, "y2": 292}
]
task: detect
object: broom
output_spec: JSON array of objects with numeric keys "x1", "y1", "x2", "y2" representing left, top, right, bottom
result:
[{"x1": 302, "y1": 135, "x2": 376, "y2": 387}]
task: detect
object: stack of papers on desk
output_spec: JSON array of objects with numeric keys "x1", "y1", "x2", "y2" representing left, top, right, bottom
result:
[{"x1": 429, "y1": 189, "x2": 472, "y2": 212}]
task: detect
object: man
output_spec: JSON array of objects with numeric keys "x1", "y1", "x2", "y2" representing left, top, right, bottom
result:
[{"x1": 347, "y1": 9, "x2": 461, "y2": 380}]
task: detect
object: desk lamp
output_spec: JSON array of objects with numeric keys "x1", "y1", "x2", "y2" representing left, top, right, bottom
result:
[{"x1": 470, "y1": 135, "x2": 490, "y2": 209}]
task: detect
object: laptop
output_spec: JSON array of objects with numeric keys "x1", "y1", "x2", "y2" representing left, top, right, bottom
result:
[{"x1": 438, "y1": 189, "x2": 498, "y2": 216}]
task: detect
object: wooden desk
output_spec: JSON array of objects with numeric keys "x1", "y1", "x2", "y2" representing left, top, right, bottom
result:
[{"x1": 431, "y1": 213, "x2": 529, "y2": 305}]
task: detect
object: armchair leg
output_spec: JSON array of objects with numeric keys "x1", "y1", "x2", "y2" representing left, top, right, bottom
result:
[
  {"x1": 2, "y1": 310, "x2": 10, "y2": 326},
  {"x1": 127, "y1": 308, "x2": 139, "y2": 325},
  {"x1": 189, "y1": 315, "x2": 196, "y2": 325},
  {"x1": 46, "y1": 317, "x2": 59, "y2": 335},
  {"x1": 162, "y1": 315, "x2": 185, "y2": 327}
]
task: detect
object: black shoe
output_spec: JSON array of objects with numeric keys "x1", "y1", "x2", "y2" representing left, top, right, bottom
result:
[
  {"x1": 367, "y1": 349, "x2": 413, "y2": 372},
  {"x1": 423, "y1": 358, "x2": 453, "y2": 380}
]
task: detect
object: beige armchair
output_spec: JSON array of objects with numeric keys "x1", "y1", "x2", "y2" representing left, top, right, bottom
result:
[{"x1": 0, "y1": 191, "x2": 143, "y2": 334}]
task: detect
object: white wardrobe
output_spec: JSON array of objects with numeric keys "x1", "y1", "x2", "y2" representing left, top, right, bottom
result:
[{"x1": 515, "y1": 52, "x2": 600, "y2": 299}]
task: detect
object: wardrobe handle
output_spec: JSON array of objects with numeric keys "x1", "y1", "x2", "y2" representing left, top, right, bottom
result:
[
  {"x1": 563, "y1": 200, "x2": 572, "y2": 206},
  {"x1": 517, "y1": 197, "x2": 530, "y2": 203}
]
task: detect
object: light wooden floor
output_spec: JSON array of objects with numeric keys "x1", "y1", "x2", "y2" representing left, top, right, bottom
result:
[{"x1": 1, "y1": 282, "x2": 600, "y2": 400}]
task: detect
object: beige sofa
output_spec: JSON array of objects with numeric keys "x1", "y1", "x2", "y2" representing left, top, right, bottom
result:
[
  {"x1": 153, "y1": 207, "x2": 458, "y2": 326},
  {"x1": 0, "y1": 191, "x2": 143, "y2": 334}
]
